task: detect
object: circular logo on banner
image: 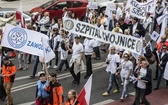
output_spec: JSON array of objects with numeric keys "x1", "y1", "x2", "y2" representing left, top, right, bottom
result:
[
  {"x1": 8, "y1": 27, "x2": 27, "y2": 48},
  {"x1": 136, "y1": 40, "x2": 142, "y2": 53},
  {"x1": 64, "y1": 19, "x2": 74, "y2": 30}
]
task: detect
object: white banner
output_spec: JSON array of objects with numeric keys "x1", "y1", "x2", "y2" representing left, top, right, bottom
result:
[
  {"x1": 1, "y1": 24, "x2": 49, "y2": 56},
  {"x1": 157, "y1": 14, "x2": 168, "y2": 43},
  {"x1": 105, "y1": 3, "x2": 116, "y2": 17},
  {"x1": 63, "y1": 17, "x2": 142, "y2": 55},
  {"x1": 88, "y1": 2, "x2": 98, "y2": 9},
  {"x1": 130, "y1": 0, "x2": 156, "y2": 19},
  {"x1": 42, "y1": 37, "x2": 55, "y2": 63}
]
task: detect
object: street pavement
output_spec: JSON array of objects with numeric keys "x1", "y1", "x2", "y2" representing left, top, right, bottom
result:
[
  {"x1": 0, "y1": 0, "x2": 50, "y2": 12},
  {"x1": 0, "y1": 0, "x2": 168, "y2": 105},
  {"x1": 0, "y1": 44, "x2": 168, "y2": 105}
]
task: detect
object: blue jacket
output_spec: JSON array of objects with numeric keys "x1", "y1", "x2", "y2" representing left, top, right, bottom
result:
[{"x1": 37, "y1": 80, "x2": 49, "y2": 98}]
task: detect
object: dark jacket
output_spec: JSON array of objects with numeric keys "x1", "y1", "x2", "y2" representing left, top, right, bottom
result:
[
  {"x1": 134, "y1": 67, "x2": 152, "y2": 95},
  {"x1": 120, "y1": 22, "x2": 128, "y2": 32},
  {"x1": 130, "y1": 23, "x2": 145, "y2": 37},
  {"x1": 159, "y1": 52, "x2": 168, "y2": 70},
  {"x1": 144, "y1": 46, "x2": 152, "y2": 58},
  {"x1": 108, "y1": 19, "x2": 118, "y2": 31}
]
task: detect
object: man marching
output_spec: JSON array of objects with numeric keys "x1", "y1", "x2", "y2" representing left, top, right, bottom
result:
[{"x1": 1, "y1": 56, "x2": 16, "y2": 105}]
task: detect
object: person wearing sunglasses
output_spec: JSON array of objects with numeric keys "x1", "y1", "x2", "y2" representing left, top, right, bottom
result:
[
  {"x1": 153, "y1": 35, "x2": 168, "y2": 80},
  {"x1": 154, "y1": 44, "x2": 168, "y2": 90},
  {"x1": 120, "y1": 53, "x2": 133, "y2": 101}
]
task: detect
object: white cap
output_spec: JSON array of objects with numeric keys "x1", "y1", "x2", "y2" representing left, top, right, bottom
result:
[{"x1": 37, "y1": 71, "x2": 45, "y2": 77}]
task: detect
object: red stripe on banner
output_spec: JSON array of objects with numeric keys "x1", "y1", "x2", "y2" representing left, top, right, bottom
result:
[{"x1": 77, "y1": 88, "x2": 87, "y2": 105}]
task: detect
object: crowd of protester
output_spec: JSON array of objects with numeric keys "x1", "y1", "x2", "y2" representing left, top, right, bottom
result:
[{"x1": 0, "y1": 0, "x2": 168, "y2": 104}]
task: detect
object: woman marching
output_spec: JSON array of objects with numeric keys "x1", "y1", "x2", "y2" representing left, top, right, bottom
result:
[{"x1": 119, "y1": 53, "x2": 133, "y2": 101}]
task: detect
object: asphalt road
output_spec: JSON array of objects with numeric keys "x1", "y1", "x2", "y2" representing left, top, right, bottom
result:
[{"x1": 0, "y1": 42, "x2": 167, "y2": 105}]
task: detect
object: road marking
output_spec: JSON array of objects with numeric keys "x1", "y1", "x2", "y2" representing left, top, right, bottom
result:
[
  {"x1": 15, "y1": 62, "x2": 106, "y2": 81},
  {"x1": 129, "y1": 92, "x2": 135, "y2": 96},
  {"x1": 12, "y1": 81, "x2": 36, "y2": 90},
  {"x1": 93, "y1": 99, "x2": 115, "y2": 105},
  {"x1": 18, "y1": 99, "x2": 115, "y2": 105},
  {"x1": 12, "y1": 63, "x2": 107, "y2": 92},
  {"x1": 18, "y1": 101, "x2": 35, "y2": 105}
]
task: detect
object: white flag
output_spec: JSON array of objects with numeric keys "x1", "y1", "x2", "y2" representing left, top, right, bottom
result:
[
  {"x1": 146, "y1": 41, "x2": 153, "y2": 51},
  {"x1": 151, "y1": 31, "x2": 159, "y2": 41},
  {"x1": 1, "y1": 24, "x2": 48, "y2": 56},
  {"x1": 42, "y1": 38, "x2": 55, "y2": 63}
]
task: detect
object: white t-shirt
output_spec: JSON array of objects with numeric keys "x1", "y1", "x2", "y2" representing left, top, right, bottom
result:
[
  {"x1": 137, "y1": 68, "x2": 147, "y2": 89},
  {"x1": 53, "y1": 35, "x2": 61, "y2": 50},
  {"x1": 60, "y1": 38, "x2": 69, "y2": 60},
  {"x1": 83, "y1": 38, "x2": 94, "y2": 55},
  {"x1": 120, "y1": 60, "x2": 133, "y2": 78},
  {"x1": 106, "y1": 53, "x2": 120, "y2": 74},
  {"x1": 116, "y1": 7, "x2": 122, "y2": 20},
  {"x1": 72, "y1": 42, "x2": 84, "y2": 61}
]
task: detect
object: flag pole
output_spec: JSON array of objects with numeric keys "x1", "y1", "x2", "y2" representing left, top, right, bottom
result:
[{"x1": 41, "y1": 37, "x2": 49, "y2": 79}]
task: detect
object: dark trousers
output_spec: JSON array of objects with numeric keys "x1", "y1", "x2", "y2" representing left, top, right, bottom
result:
[
  {"x1": 133, "y1": 87, "x2": 150, "y2": 105},
  {"x1": 55, "y1": 51, "x2": 58, "y2": 66},
  {"x1": 58, "y1": 59, "x2": 69, "y2": 71},
  {"x1": 154, "y1": 65, "x2": 159, "y2": 78},
  {"x1": 37, "y1": 27, "x2": 40, "y2": 32},
  {"x1": 69, "y1": 64, "x2": 80, "y2": 84},
  {"x1": 85, "y1": 55, "x2": 92, "y2": 76},
  {"x1": 156, "y1": 68, "x2": 164, "y2": 88},
  {"x1": 153, "y1": 18, "x2": 157, "y2": 31},
  {"x1": 153, "y1": 18, "x2": 161, "y2": 33},
  {"x1": 32, "y1": 56, "x2": 39, "y2": 76},
  {"x1": 0, "y1": 76, "x2": 6, "y2": 98},
  {"x1": 166, "y1": 80, "x2": 168, "y2": 86},
  {"x1": 28, "y1": 54, "x2": 32, "y2": 62},
  {"x1": 94, "y1": 46, "x2": 100, "y2": 58}
]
